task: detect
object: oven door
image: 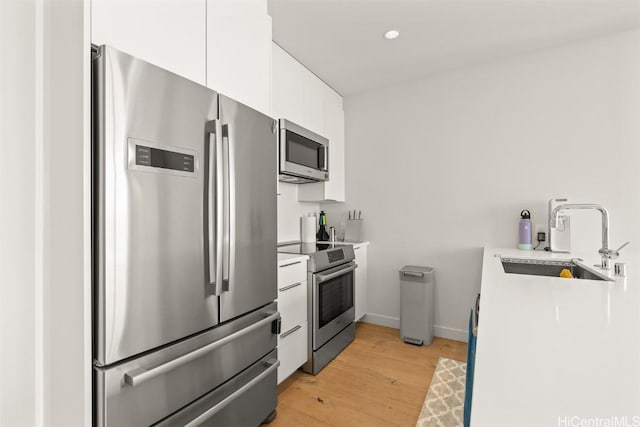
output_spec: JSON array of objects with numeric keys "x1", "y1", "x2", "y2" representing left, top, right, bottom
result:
[
  {"x1": 312, "y1": 261, "x2": 356, "y2": 350},
  {"x1": 279, "y1": 120, "x2": 329, "y2": 182}
]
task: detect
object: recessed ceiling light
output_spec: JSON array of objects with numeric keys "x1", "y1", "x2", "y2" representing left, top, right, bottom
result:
[{"x1": 384, "y1": 30, "x2": 399, "y2": 40}]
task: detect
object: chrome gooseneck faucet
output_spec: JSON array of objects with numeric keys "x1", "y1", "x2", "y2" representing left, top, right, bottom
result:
[{"x1": 550, "y1": 204, "x2": 628, "y2": 269}]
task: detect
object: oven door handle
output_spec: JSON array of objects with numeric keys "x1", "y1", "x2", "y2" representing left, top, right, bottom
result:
[{"x1": 315, "y1": 262, "x2": 357, "y2": 283}]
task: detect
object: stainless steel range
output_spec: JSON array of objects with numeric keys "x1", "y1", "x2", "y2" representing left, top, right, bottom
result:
[{"x1": 278, "y1": 242, "x2": 357, "y2": 375}]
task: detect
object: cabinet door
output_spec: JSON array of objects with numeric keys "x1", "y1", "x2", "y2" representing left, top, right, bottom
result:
[
  {"x1": 323, "y1": 88, "x2": 345, "y2": 201},
  {"x1": 277, "y1": 321, "x2": 308, "y2": 384},
  {"x1": 207, "y1": 0, "x2": 271, "y2": 115},
  {"x1": 302, "y1": 71, "x2": 325, "y2": 135},
  {"x1": 272, "y1": 43, "x2": 305, "y2": 125},
  {"x1": 91, "y1": 0, "x2": 206, "y2": 85},
  {"x1": 354, "y1": 245, "x2": 368, "y2": 321}
]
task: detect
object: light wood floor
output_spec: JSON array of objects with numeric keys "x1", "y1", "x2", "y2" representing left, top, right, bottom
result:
[{"x1": 270, "y1": 322, "x2": 467, "y2": 427}]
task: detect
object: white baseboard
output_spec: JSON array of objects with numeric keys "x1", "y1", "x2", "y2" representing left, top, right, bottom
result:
[
  {"x1": 361, "y1": 313, "x2": 399, "y2": 329},
  {"x1": 360, "y1": 313, "x2": 468, "y2": 343},
  {"x1": 433, "y1": 326, "x2": 468, "y2": 343}
]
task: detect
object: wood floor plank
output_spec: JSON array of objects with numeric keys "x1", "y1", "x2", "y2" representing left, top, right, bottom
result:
[{"x1": 270, "y1": 322, "x2": 467, "y2": 427}]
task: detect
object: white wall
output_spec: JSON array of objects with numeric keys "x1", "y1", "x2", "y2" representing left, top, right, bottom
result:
[
  {"x1": 278, "y1": 182, "x2": 319, "y2": 243},
  {"x1": 322, "y1": 29, "x2": 640, "y2": 340},
  {"x1": 0, "y1": 1, "x2": 37, "y2": 425},
  {"x1": 0, "y1": 1, "x2": 91, "y2": 425}
]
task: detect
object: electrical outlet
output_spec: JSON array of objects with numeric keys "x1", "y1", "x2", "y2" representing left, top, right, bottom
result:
[{"x1": 534, "y1": 223, "x2": 547, "y2": 243}]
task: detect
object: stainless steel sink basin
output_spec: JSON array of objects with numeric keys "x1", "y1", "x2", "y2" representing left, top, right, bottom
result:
[{"x1": 501, "y1": 257, "x2": 614, "y2": 282}]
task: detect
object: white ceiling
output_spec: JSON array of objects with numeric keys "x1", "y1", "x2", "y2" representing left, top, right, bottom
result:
[{"x1": 269, "y1": 0, "x2": 640, "y2": 95}]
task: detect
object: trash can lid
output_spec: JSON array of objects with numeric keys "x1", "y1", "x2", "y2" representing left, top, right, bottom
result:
[{"x1": 399, "y1": 265, "x2": 434, "y2": 274}]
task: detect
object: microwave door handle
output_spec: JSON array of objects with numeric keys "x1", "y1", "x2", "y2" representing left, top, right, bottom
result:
[
  {"x1": 205, "y1": 120, "x2": 220, "y2": 295},
  {"x1": 324, "y1": 145, "x2": 329, "y2": 172},
  {"x1": 221, "y1": 124, "x2": 232, "y2": 292}
]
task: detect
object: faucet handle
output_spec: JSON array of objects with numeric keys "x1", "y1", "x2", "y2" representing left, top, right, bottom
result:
[
  {"x1": 615, "y1": 241, "x2": 630, "y2": 252},
  {"x1": 600, "y1": 241, "x2": 630, "y2": 260}
]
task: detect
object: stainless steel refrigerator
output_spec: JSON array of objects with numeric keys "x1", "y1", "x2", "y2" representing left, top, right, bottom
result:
[{"x1": 92, "y1": 45, "x2": 280, "y2": 426}]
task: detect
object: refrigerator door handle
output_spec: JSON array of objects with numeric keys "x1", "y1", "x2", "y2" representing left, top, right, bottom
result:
[
  {"x1": 205, "y1": 120, "x2": 221, "y2": 295},
  {"x1": 184, "y1": 358, "x2": 280, "y2": 427},
  {"x1": 215, "y1": 119, "x2": 225, "y2": 294},
  {"x1": 123, "y1": 311, "x2": 280, "y2": 387},
  {"x1": 221, "y1": 124, "x2": 232, "y2": 291}
]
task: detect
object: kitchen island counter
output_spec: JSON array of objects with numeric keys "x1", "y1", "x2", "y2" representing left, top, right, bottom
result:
[{"x1": 471, "y1": 247, "x2": 640, "y2": 426}]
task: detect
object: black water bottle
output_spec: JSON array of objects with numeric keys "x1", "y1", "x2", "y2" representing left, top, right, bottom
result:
[{"x1": 316, "y1": 211, "x2": 330, "y2": 241}]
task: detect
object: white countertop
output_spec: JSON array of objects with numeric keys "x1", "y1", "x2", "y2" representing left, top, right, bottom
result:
[
  {"x1": 277, "y1": 252, "x2": 309, "y2": 266},
  {"x1": 472, "y1": 247, "x2": 640, "y2": 426}
]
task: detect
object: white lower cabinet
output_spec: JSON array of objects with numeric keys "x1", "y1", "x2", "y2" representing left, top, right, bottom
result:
[
  {"x1": 277, "y1": 257, "x2": 308, "y2": 384},
  {"x1": 277, "y1": 321, "x2": 308, "y2": 384},
  {"x1": 278, "y1": 280, "x2": 306, "y2": 334},
  {"x1": 354, "y1": 244, "x2": 368, "y2": 321}
]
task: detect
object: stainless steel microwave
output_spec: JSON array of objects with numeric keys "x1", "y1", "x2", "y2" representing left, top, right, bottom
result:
[{"x1": 278, "y1": 119, "x2": 329, "y2": 184}]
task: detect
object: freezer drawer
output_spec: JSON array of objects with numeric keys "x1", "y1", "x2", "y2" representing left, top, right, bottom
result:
[
  {"x1": 94, "y1": 303, "x2": 279, "y2": 427},
  {"x1": 156, "y1": 350, "x2": 279, "y2": 426}
]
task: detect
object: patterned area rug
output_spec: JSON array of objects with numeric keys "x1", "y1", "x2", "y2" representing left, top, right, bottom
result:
[{"x1": 415, "y1": 357, "x2": 467, "y2": 427}]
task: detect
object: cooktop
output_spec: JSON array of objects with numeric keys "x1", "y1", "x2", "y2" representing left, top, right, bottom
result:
[
  {"x1": 277, "y1": 242, "x2": 351, "y2": 256},
  {"x1": 278, "y1": 242, "x2": 356, "y2": 272}
]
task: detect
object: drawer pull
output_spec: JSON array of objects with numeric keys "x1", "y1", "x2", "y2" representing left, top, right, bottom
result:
[
  {"x1": 184, "y1": 358, "x2": 280, "y2": 427},
  {"x1": 279, "y1": 261, "x2": 302, "y2": 268},
  {"x1": 280, "y1": 324, "x2": 302, "y2": 339},
  {"x1": 123, "y1": 311, "x2": 280, "y2": 387},
  {"x1": 278, "y1": 282, "x2": 303, "y2": 292}
]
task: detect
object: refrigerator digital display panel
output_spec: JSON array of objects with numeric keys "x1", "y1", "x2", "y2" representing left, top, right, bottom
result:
[{"x1": 135, "y1": 145, "x2": 195, "y2": 172}]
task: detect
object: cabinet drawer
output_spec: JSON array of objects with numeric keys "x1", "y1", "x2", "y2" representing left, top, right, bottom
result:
[
  {"x1": 278, "y1": 279, "x2": 307, "y2": 333},
  {"x1": 278, "y1": 259, "x2": 307, "y2": 287},
  {"x1": 277, "y1": 321, "x2": 308, "y2": 384}
]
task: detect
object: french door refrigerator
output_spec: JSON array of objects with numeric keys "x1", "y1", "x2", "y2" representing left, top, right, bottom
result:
[{"x1": 92, "y1": 45, "x2": 280, "y2": 426}]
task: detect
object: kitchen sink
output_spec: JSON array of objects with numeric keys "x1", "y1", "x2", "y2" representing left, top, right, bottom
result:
[{"x1": 501, "y1": 257, "x2": 614, "y2": 282}]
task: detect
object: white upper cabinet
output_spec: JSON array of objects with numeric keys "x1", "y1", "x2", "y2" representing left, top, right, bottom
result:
[
  {"x1": 272, "y1": 42, "x2": 346, "y2": 202},
  {"x1": 91, "y1": 0, "x2": 207, "y2": 85},
  {"x1": 207, "y1": 0, "x2": 272, "y2": 115},
  {"x1": 272, "y1": 43, "x2": 305, "y2": 125},
  {"x1": 302, "y1": 72, "x2": 326, "y2": 136}
]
